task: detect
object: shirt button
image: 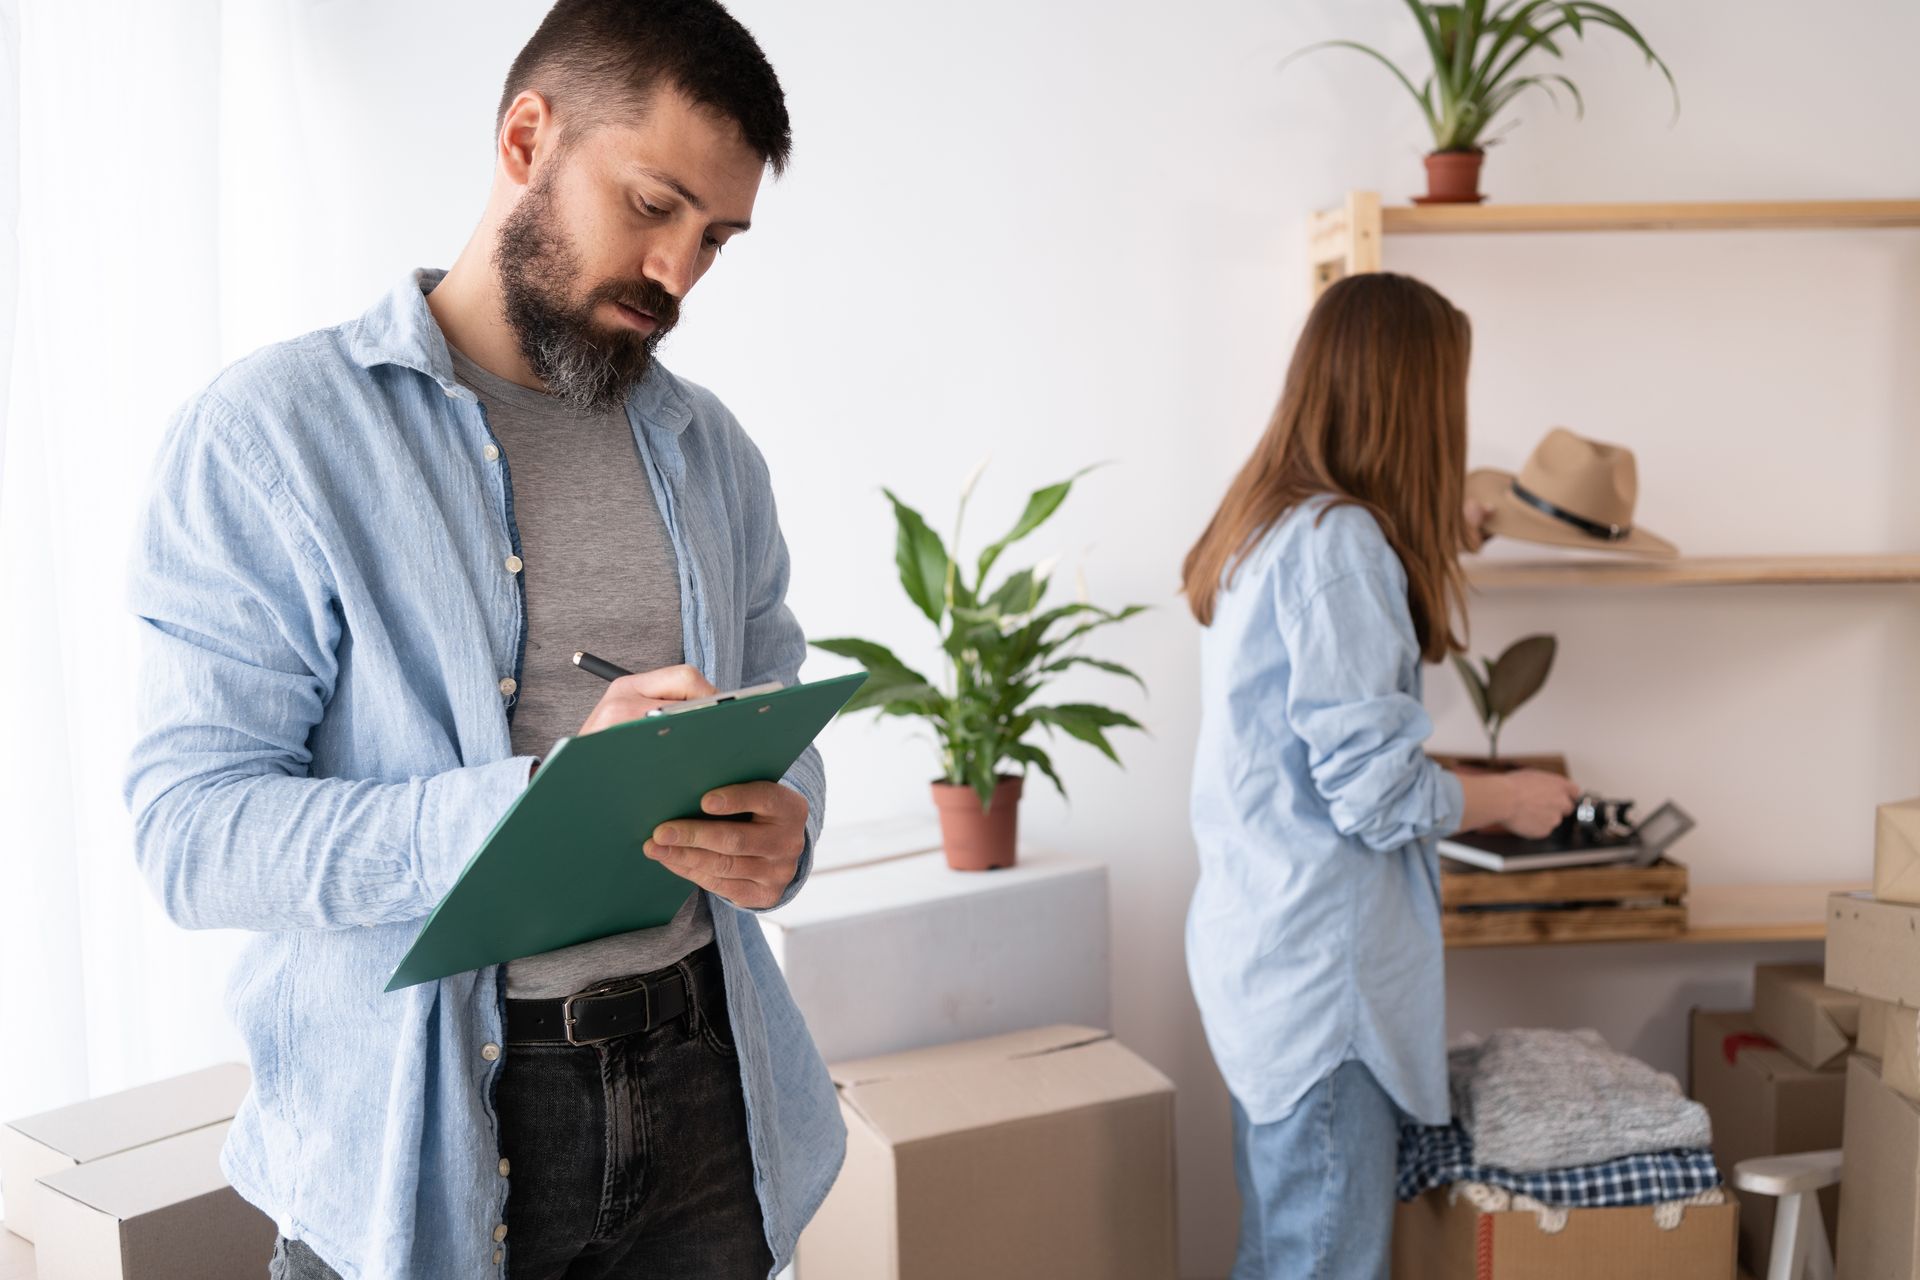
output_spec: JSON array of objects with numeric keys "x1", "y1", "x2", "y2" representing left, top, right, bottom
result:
[
  {"x1": 482, "y1": 443, "x2": 500, "y2": 462},
  {"x1": 493, "y1": 1249, "x2": 504, "y2": 1265},
  {"x1": 504, "y1": 554, "x2": 523, "y2": 574},
  {"x1": 498, "y1": 1157, "x2": 511, "y2": 1176},
  {"x1": 480, "y1": 1042, "x2": 501, "y2": 1062},
  {"x1": 494, "y1": 1223, "x2": 509, "y2": 1243},
  {"x1": 498, "y1": 677, "x2": 517, "y2": 697}
]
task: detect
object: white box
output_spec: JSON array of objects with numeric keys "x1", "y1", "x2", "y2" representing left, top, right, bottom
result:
[
  {"x1": 763, "y1": 850, "x2": 1110, "y2": 1064},
  {"x1": 0, "y1": 1063, "x2": 248, "y2": 1242},
  {"x1": 35, "y1": 1121, "x2": 273, "y2": 1280}
]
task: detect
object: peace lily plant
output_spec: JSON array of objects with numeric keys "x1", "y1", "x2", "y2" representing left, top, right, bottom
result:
[
  {"x1": 1288, "y1": 1, "x2": 1677, "y2": 203},
  {"x1": 812, "y1": 465, "x2": 1148, "y2": 871}
]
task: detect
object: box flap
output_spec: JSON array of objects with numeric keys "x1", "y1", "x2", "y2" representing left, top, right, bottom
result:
[
  {"x1": 4, "y1": 1063, "x2": 248, "y2": 1164},
  {"x1": 835, "y1": 1030, "x2": 1173, "y2": 1146},
  {"x1": 829, "y1": 1025, "x2": 1110, "y2": 1088},
  {"x1": 1690, "y1": 1008, "x2": 1828, "y2": 1085},
  {"x1": 1754, "y1": 963, "x2": 1858, "y2": 1069},
  {"x1": 37, "y1": 1121, "x2": 233, "y2": 1220}
]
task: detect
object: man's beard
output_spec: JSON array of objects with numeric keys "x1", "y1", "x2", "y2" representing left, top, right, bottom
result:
[{"x1": 493, "y1": 172, "x2": 682, "y2": 414}]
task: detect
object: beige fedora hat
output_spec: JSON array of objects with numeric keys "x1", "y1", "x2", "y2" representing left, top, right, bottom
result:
[{"x1": 1466, "y1": 428, "x2": 1677, "y2": 558}]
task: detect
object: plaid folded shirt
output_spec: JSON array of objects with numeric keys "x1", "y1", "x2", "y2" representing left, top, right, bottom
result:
[{"x1": 1398, "y1": 1123, "x2": 1723, "y2": 1207}]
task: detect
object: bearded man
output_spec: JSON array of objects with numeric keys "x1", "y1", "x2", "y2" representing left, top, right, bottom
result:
[{"x1": 122, "y1": 3, "x2": 842, "y2": 1277}]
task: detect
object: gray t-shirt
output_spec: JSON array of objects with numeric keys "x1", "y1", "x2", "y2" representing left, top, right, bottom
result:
[{"x1": 448, "y1": 345, "x2": 713, "y2": 999}]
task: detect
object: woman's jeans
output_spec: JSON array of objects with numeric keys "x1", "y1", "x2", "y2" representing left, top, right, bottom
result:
[
  {"x1": 1231, "y1": 1059, "x2": 1404, "y2": 1280},
  {"x1": 269, "y1": 944, "x2": 771, "y2": 1279}
]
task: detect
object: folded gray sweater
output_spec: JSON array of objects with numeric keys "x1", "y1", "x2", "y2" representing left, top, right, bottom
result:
[{"x1": 1452, "y1": 1028, "x2": 1713, "y2": 1172}]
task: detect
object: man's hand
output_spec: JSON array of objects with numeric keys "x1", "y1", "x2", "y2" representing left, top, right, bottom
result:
[
  {"x1": 644, "y1": 781, "x2": 809, "y2": 910},
  {"x1": 577, "y1": 665, "x2": 718, "y2": 735}
]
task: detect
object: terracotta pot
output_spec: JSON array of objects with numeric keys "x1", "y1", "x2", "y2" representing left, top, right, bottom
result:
[
  {"x1": 1421, "y1": 149, "x2": 1486, "y2": 204},
  {"x1": 931, "y1": 775, "x2": 1023, "y2": 872}
]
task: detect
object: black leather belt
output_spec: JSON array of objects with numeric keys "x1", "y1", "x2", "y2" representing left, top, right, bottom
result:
[{"x1": 504, "y1": 942, "x2": 719, "y2": 1047}]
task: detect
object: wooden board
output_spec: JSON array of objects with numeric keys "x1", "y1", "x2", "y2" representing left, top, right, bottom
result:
[
  {"x1": 1444, "y1": 904, "x2": 1688, "y2": 947},
  {"x1": 1681, "y1": 880, "x2": 1868, "y2": 944},
  {"x1": 1380, "y1": 198, "x2": 1920, "y2": 235},
  {"x1": 1442, "y1": 858, "x2": 1687, "y2": 909},
  {"x1": 1465, "y1": 554, "x2": 1920, "y2": 590}
]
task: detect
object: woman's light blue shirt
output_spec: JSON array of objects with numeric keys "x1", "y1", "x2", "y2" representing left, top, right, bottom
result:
[
  {"x1": 122, "y1": 271, "x2": 843, "y2": 1280},
  {"x1": 1187, "y1": 497, "x2": 1465, "y2": 1127}
]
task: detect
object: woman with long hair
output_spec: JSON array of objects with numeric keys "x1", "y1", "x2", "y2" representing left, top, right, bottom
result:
[{"x1": 1182, "y1": 272, "x2": 1580, "y2": 1279}]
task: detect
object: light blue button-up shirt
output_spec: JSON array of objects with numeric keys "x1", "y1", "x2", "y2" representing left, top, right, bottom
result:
[
  {"x1": 1187, "y1": 497, "x2": 1466, "y2": 1128},
  {"x1": 123, "y1": 270, "x2": 844, "y2": 1279}
]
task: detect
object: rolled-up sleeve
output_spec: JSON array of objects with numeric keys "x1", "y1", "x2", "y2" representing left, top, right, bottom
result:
[
  {"x1": 1279, "y1": 568, "x2": 1465, "y2": 852},
  {"x1": 123, "y1": 395, "x2": 534, "y2": 932},
  {"x1": 732, "y1": 430, "x2": 822, "y2": 912}
]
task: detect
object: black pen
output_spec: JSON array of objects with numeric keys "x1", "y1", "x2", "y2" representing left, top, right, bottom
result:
[{"x1": 572, "y1": 650, "x2": 632, "y2": 682}]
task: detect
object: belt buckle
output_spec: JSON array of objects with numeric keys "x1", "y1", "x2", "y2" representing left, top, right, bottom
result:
[{"x1": 562, "y1": 978, "x2": 649, "y2": 1047}]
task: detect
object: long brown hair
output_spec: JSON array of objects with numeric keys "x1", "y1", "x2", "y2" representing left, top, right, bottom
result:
[{"x1": 1182, "y1": 272, "x2": 1471, "y2": 661}]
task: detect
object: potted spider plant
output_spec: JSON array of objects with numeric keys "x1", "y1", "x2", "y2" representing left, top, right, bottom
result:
[
  {"x1": 1432, "y1": 633, "x2": 1567, "y2": 777},
  {"x1": 812, "y1": 466, "x2": 1148, "y2": 871},
  {"x1": 1287, "y1": 1, "x2": 1677, "y2": 204}
]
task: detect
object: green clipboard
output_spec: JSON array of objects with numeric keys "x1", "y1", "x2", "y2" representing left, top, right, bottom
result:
[{"x1": 385, "y1": 672, "x2": 867, "y2": 991}]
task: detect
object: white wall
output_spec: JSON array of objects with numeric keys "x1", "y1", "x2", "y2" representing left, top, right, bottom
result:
[{"x1": 212, "y1": 2, "x2": 1920, "y2": 1276}]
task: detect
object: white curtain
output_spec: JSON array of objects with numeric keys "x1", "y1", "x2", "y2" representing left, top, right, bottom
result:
[
  {"x1": 0, "y1": 5, "x2": 516, "y2": 1194},
  {"x1": 0, "y1": 0, "x2": 254, "y2": 1190}
]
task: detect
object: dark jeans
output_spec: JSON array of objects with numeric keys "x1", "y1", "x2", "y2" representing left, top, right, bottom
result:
[{"x1": 269, "y1": 944, "x2": 772, "y2": 1280}]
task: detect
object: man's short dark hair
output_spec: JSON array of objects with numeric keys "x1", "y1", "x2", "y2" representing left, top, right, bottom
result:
[{"x1": 499, "y1": 0, "x2": 791, "y2": 175}]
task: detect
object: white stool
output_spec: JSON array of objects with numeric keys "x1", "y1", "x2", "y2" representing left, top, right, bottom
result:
[{"x1": 1732, "y1": 1149, "x2": 1842, "y2": 1280}]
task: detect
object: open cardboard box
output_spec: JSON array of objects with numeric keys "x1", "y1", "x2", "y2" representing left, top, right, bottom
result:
[
  {"x1": 0, "y1": 1064, "x2": 248, "y2": 1243},
  {"x1": 1753, "y1": 964, "x2": 1858, "y2": 1071},
  {"x1": 1688, "y1": 1008, "x2": 1843, "y2": 1272},
  {"x1": 797, "y1": 1024, "x2": 1176, "y2": 1280},
  {"x1": 1391, "y1": 1186, "x2": 1735, "y2": 1279}
]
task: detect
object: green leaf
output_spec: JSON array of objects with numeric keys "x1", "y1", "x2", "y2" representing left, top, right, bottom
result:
[
  {"x1": 1486, "y1": 634, "x2": 1556, "y2": 718},
  {"x1": 1039, "y1": 655, "x2": 1148, "y2": 693},
  {"x1": 975, "y1": 469, "x2": 1093, "y2": 584},
  {"x1": 1006, "y1": 740, "x2": 1067, "y2": 799},
  {"x1": 883, "y1": 489, "x2": 951, "y2": 627},
  {"x1": 810, "y1": 636, "x2": 935, "y2": 688},
  {"x1": 1281, "y1": 40, "x2": 1439, "y2": 136},
  {"x1": 1030, "y1": 703, "x2": 1144, "y2": 766},
  {"x1": 988, "y1": 567, "x2": 1047, "y2": 617},
  {"x1": 1449, "y1": 652, "x2": 1491, "y2": 724}
]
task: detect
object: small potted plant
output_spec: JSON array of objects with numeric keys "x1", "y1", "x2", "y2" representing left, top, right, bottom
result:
[
  {"x1": 1287, "y1": 1, "x2": 1677, "y2": 204},
  {"x1": 1435, "y1": 633, "x2": 1566, "y2": 777},
  {"x1": 812, "y1": 467, "x2": 1148, "y2": 871}
]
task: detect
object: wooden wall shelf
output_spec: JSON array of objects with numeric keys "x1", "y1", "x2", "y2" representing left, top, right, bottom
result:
[
  {"x1": 1465, "y1": 554, "x2": 1920, "y2": 590},
  {"x1": 1442, "y1": 879, "x2": 1862, "y2": 949},
  {"x1": 1309, "y1": 191, "x2": 1920, "y2": 295},
  {"x1": 1382, "y1": 199, "x2": 1920, "y2": 236}
]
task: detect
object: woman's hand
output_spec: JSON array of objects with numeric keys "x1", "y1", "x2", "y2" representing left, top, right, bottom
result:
[
  {"x1": 1500, "y1": 770, "x2": 1582, "y2": 838},
  {"x1": 1454, "y1": 768, "x2": 1582, "y2": 837},
  {"x1": 1463, "y1": 497, "x2": 1494, "y2": 553}
]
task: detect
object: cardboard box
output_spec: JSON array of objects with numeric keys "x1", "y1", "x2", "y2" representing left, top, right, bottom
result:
[
  {"x1": 1390, "y1": 1187, "x2": 1737, "y2": 1279},
  {"x1": 0, "y1": 1064, "x2": 248, "y2": 1243},
  {"x1": 1753, "y1": 964, "x2": 1859, "y2": 1070},
  {"x1": 763, "y1": 850, "x2": 1109, "y2": 1064},
  {"x1": 1838, "y1": 1054, "x2": 1920, "y2": 1279},
  {"x1": 1826, "y1": 891, "x2": 1920, "y2": 1006},
  {"x1": 1883, "y1": 1003, "x2": 1920, "y2": 1104},
  {"x1": 0, "y1": 1224, "x2": 33, "y2": 1277},
  {"x1": 1861, "y1": 997, "x2": 1896, "y2": 1060},
  {"x1": 33, "y1": 1121, "x2": 273, "y2": 1280},
  {"x1": 1688, "y1": 1009, "x2": 1843, "y2": 1272},
  {"x1": 1876, "y1": 798, "x2": 1920, "y2": 905},
  {"x1": 797, "y1": 1025, "x2": 1176, "y2": 1280}
]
